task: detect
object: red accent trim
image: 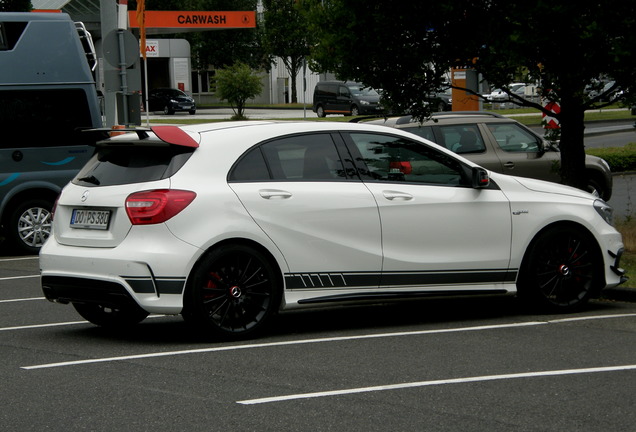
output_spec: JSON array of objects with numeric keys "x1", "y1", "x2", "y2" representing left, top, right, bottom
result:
[{"x1": 151, "y1": 126, "x2": 199, "y2": 148}]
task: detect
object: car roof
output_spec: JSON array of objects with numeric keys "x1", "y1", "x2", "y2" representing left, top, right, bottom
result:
[{"x1": 362, "y1": 111, "x2": 514, "y2": 127}]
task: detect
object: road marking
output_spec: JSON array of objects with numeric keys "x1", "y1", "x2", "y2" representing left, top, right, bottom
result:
[
  {"x1": 21, "y1": 322, "x2": 547, "y2": 369},
  {"x1": 0, "y1": 297, "x2": 44, "y2": 303},
  {"x1": 1, "y1": 321, "x2": 87, "y2": 332},
  {"x1": 237, "y1": 365, "x2": 636, "y2": 405},
  {"x1": 20, "y1": 313, "x2": 636, "y2": 370},
  {"x1": 0, "y1": 256, "x2": 38, "y2": 262},
  {"x1": 0, "y1": 275, "x2": 39, "y2": 281}
]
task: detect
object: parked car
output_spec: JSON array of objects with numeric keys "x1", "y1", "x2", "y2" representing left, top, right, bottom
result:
[
  {"x1": 426, "y1": 88, "x2": 453, "y2": 112},
  {"x1": 148, "y1": 88, "x2": 196, "y2": 115},
  {"x1": 483, "y1": 83, "x2": 526, "y2": 102},
  {"x1": 312, "y1": 81, "x2": 383, "y2": 117},
  {"x1": 40, "y1": 122, "x2": 625, "y2": 339},
  {"x1": 365, "y1": 112, "x2": 613, "y2": 200}
]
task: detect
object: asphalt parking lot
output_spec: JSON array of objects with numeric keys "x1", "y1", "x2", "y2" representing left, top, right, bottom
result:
[{"x1": 1, "y1": 255, "x2": 635, "y2": 431}]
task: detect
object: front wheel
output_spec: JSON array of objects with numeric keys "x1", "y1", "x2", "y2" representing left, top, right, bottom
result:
[
  {"x1": 518, "y1": 225, "x2": 602, "y2": 312},
  {"x1": 163, "y1": 105, "x2": 175, "y2": 115},
  {"x1": 73, "y1": 303, "x2": 149, "y2": 328},
  {"x1": 350, "y1": 105, "x2": 360, "y2": 116},
  {"x1": 183, "y1": 244, "x2": 281, "y2": 339},
  {"x1": 7, "y1": 199, "x2": 53, "y2": 254},
  {"x1": 316, "y1": 105, "x2": 326, "y2": 118}
]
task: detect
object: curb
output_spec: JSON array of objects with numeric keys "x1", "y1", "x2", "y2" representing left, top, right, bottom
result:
[{"x1": 601, "y1": 286, "x2": 636, "y2": 303}]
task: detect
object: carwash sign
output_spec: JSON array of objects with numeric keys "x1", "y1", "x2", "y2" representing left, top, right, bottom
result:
[{"x1": 128, "y1": 10, "x2": 256, "y2": 30}]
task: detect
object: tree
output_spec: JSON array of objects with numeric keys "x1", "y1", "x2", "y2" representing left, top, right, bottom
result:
[
  {"x1": 215, "y1": 62, "x2": 263, "y2": 119},
  {"x1": 301, "y1": 0, "x2": 636, "y2": 194},
  {"x1": 260, "y1": 0, "x2": 311, "y2": 103},
  {"x1": 0, "y1": 0, "x2": 32, "y2": 11}
]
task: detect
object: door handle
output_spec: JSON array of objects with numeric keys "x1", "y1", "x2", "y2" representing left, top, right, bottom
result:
[
  {"x1": 259, "y1": 189, "x2": 292, "y2": 199},
  {"x1": 503, "y1": 162, "x2": 515, "y2": 169},
  {"x1": 382, "y1": 190, "x2": 413, "y2": 201}
]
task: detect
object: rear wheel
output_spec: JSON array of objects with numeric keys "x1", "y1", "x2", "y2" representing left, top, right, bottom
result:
[
  {"x1": 518, "y1": 225, "x2": 601, "y2": 312},
  {"x1": 7, "y1": 199, "x2": 53, "y2": 254},
  {"x1": 183, "y1": 244, "x2": 281, "y2": 339},
  {"x1": 73, "y1": 303, "x2": 149, "y2": 328}
]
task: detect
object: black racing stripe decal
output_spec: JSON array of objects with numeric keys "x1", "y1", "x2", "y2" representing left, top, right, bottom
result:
[
  {"x1": 285, "y1": 270, "x2": 517, "y2": 290},
  {"x1": 124, "y1": 276, "x2": 186, "y2": 295}
]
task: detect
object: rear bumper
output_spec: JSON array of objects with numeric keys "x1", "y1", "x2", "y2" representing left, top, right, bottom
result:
[{"x1": 39, "y1": 226, "x2": 203, "y2": 314}]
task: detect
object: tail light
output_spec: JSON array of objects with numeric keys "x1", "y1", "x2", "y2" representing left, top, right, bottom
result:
[{"x1": 125, "y1": 189, "x2": 196, "y2": 225}]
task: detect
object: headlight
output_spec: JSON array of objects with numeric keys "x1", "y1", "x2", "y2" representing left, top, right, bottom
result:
[
  {"x1": 360, "y1": 100, "x2": 370, "y2": 105},
  {"x1": 594, "y1": 199, "x2": 614, "y2": 225}
]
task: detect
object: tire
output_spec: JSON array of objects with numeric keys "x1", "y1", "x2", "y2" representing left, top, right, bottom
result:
[
  {"x1": 189, "y1": 109, "x2": 196, "y2": 115},
  {"x1": 586, "y1": 173, "x2": 610, "y2": 201},
  {"x1": 183, "y1": 244, "x2": 281, "y2": 339},
  {"x1": 7, "y1": 199, "x2": 53, "y2": 254},
  {"x1": 350, "y1": 105, "x2": 360, "y2": 116},
  {"x1": 73, "y1": 303, "x2": 149, "y2": 328},
  {"x1": 316, "y1": 105, "x2": 326, "y2": 118},
  {"x1": 518, "y1": 225, "x2": 602, "y2": 312},
  {"x1": 163, "y1": 105, "x2": 174, "y2": 115}
]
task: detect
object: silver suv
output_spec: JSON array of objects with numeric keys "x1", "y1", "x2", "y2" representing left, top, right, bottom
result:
[{"x1": 366, "y1": 112, "x2": 612, "y2": 200}]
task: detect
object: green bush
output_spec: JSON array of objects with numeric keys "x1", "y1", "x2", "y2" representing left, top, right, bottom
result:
[{"x1": 587, "y1": 143, "x2": 636, "y2": 172}]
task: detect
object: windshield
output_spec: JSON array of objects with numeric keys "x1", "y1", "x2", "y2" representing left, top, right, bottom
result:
[{"x1": 347, "y1": 85, "x2": 379, "y2": 96}]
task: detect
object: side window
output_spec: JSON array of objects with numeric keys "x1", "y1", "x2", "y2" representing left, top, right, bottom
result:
[
  {"x1": 230, "y1": 134, "x2": 348, "y2": 182},
  {"x1": 228, "y1": 148, "x2": 270, "y2": 181},
  {"x1": 438, "y1": 125, "x2": 486, "y2": 154},
  {"x1": 400, "y1": 125, "x2": 436, "y2": 143},
  {"x1": 488, "y1": 123, "x2": 541, "y2": 152},
  {"x1": 338, "y1": 86, "x2": 350, "y2": 97},
  {"x1": 348, "y1": 133, "x2": 468, "y2": 187}
]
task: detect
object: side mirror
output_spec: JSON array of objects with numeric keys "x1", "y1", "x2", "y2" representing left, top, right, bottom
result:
[{"x1": 472, "y1": 167, "x2": 490, "y2": 188}]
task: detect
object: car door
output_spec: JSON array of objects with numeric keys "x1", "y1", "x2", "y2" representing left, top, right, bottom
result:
[
  {"x1": 344, "y1": 131, "x2": 514, "y2": 291},
  {"x1": 482, "y1": 122, "x2": 562, "y2": 182},
  {"x1": 228, "y1": 132, "x2": 383, "y2": 291}
]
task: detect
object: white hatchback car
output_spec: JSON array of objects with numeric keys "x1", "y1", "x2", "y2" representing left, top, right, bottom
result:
[{"x1": 40, "y1": 122, "x2": 626, "y2": 339}]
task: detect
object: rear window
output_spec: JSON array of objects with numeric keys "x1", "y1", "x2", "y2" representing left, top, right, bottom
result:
[{"x1": 72, "y1": 145, "x2": 193, "y2": 187}]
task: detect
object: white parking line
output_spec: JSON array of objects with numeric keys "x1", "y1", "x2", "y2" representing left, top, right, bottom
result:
[
  {"x1": 0, "y1": 297, "x2": 45, "y2": 303},
  {"x1": 237, "y1": 365, "x2": 636, "y2": 405},
  {"x1": 20, "y1": 313, "x2": 636, "y2": 370},
  {"x1": 0, "y1": 321, "x2": 87, "y2": 332},
  {"x1": 0, "y1": 256, "x2": 38, "y2": 262},
  {"x1": 0, "y1": 275, "x2": 39, "y2": 281}
]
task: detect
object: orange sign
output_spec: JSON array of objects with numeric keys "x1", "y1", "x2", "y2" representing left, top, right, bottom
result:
[{"x1": 128, "y1": 11, "x2": 256, "y2": 29}]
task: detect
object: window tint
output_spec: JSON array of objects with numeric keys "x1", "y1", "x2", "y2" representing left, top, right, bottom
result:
[
  {"x1": 401, "y1": 125, "x2": 436, "y2": 142},
  {"x1": 229, "y1": 148, "x2": 270, "y2": 181},
  {"x1": 438, "y1": 125, "x2": 485, "y2": 154},
  {"x1": 229, "y1": 134, "x2": 348, "y2": 182},
  {"x1": 349, "y1": 133, "x2": 467, "y2": 186},
  {"x1": 0, "y1": 89, "x2": 95, "y2": 148},
  {"x1": 487, "y1": 123, "x2": 541, "y2": 152},
  {"x1": 73, "y1": 145, "x2": 193, "y2": 187},
  {"x1": 262, "y1": 134, "x2": 347, "y2": 181}
]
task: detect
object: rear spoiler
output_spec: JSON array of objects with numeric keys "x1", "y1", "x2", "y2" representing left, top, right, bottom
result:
[{"x1": 86, "y1": 125, "x2": 199, "y2": 148}]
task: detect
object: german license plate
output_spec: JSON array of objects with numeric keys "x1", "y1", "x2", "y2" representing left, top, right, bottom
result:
[{"x1": 70, "y1": 209, "x2": 111, "y2": 230}]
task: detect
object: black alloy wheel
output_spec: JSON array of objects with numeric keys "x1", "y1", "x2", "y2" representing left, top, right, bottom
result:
[
  {"x1": 519, "y1": 225, "x2": 601, "y2": 312},
  {"x1": 184, "y1": 244, "x2": 281, "y2": 339}
]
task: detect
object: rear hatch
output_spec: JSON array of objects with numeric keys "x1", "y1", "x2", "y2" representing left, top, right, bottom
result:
[{"x1": 52, "y1": 128, "x2": 197, "y2": 247}]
